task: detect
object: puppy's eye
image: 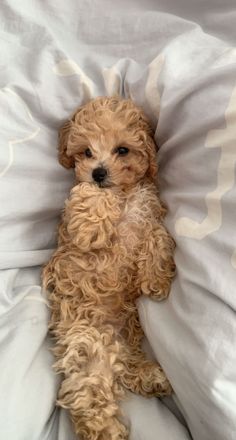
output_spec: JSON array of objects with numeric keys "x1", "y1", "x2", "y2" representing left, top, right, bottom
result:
[
  {"x1": 84, "y1": 148, "x2": 93, "y2": 158},
  {"x1": 116, "y1": 146, "x2": 129, "y2": 156}
]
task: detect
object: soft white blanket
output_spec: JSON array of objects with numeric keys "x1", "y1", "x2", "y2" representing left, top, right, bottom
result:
[{"x1": 1, "y1": 1, "x2": 236, "y2": 439}]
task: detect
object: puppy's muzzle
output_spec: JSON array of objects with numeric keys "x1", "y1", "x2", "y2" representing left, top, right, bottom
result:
[{"x1": 92, "y1": 167, "x2": 108, "y2": 184}]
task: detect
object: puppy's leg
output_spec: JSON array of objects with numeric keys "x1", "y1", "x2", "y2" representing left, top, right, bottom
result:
[
  {"x1": 54, "y1": 323, "x2": 128, "y2": 440},
  {"x1": 65, "y1": 184, "x2": 121, "y2": 251},
  {"x1": 120, "y1": 313, "x2": 171, "y2": 398},
  {"x1": 138, "y1": 223, "x2": 175, "y2": 300},
  {"x1": 120, "y1": 348, "x2": 172, "y2": 398}
]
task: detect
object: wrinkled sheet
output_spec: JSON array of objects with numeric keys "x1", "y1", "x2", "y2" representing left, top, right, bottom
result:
[{"x1": 1, "y1": 1, "x2": 236, "y2": 439}]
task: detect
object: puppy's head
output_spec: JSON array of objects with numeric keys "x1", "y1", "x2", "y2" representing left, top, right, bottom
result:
[{"x1": 59, "y1": 96, "x2": 158, "y2": 188}]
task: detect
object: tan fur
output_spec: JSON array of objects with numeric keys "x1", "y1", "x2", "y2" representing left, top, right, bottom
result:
[{"x1": 42, "y1": 96, "x2": 175, "y2": 440}]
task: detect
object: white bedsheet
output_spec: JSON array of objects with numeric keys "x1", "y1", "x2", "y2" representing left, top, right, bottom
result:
[{"x1": 1, "y1": 1, "x2": 236, "y2": 439}]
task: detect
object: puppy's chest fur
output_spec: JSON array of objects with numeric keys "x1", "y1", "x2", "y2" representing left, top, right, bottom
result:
[
  {"x1": 66, "y1": 182, "x2": 161, "y2": 253},
  {"x1": 62, "y1": 181, "x2": 163, "y2": 310},
  {"x1": 117, "y1": 188, "x2": 156, "y2": 251}
]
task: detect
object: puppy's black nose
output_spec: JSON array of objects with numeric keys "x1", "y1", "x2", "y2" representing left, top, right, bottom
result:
[{"x1": 92, "y1": 167, "x2": 107, "y2": 183}]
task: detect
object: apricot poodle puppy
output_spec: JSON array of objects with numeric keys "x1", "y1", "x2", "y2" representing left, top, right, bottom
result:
[{"x1": 43, "y1": 96, "x2": 175, "y2": 440}]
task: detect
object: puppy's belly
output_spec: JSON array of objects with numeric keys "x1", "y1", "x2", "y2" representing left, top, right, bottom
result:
[
  {"x1": 117, "y1": 198, "x2": 147, "y2": 251},
  {"x1": 117, "y1": 221, "x2": 141, "y2": 251}
]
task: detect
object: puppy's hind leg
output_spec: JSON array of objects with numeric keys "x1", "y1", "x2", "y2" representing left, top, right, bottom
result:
[
  {"x1": 54, "y1": 324, "x2": 129, "y2": 440},
  {"x1": 120, "y1": 347, "x2": 172, "y2": 398},
  {"x1": 120, "y1": 310, "x2": 171, "y2": 398}
]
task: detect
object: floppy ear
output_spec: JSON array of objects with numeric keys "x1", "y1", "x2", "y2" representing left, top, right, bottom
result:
[
  {"x1": 58, "y1": 119, "x2": 75, "y2": 169},
  {"x1": 136, "y1": 109, "x2": 158, "y2": 180},
  {"x1": 146, "y1": 134, "x2": 158, "y2": 179}
]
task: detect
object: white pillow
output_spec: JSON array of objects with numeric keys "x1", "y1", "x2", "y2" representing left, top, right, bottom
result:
[
  {"x1": 138, "y1": 32, "x2": 236, "y2": 440},
  {"x1": 1, "y1": 1, "x2": 236, "y2": 439}
]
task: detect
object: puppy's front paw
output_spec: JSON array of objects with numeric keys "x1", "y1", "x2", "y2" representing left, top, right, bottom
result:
[
  {"x1": 141, "y1": 250, "x2": 176, "y2": 301},
  {"x1": 65, "y1": 184, "x2": 122, "y2": 251}
]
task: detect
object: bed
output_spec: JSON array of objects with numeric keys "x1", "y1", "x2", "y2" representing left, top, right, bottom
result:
[{"x1": 0, "y1": 1, "x2": 236, "y2": 439}]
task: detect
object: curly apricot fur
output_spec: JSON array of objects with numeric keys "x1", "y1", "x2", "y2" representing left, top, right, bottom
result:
[{"x1": 42, "y1": 96, "x2": 175, "y2": 440}]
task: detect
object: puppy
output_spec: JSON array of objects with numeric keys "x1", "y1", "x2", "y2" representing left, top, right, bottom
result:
[{"x1": 43, "y1": 96, "x2": 175, "y2": 440}]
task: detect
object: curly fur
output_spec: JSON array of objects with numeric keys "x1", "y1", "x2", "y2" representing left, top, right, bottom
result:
[{"x1": 42, "y1": 96, "x2": 175, "y2": 440}]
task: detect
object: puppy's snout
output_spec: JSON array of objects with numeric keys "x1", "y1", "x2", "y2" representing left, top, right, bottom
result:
[{"x1": 92, "y1": 167, "x2": 107, "y2": 183}]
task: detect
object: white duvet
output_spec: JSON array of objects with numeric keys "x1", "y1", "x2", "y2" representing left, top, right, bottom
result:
[{"x1": 0, "y1": 1, "x2": 236, "y2": 439}]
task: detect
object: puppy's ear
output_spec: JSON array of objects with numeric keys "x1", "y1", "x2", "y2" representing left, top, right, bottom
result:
[
  {"x1": 146, "y1": 134, "x2": 158, "y2": 180},
  {"x1": 58, "y1": 119, "x2": 75, "y2": 169},
  {"x1": 137, "y1": 110, "x2": 158, "y2": 180}
]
